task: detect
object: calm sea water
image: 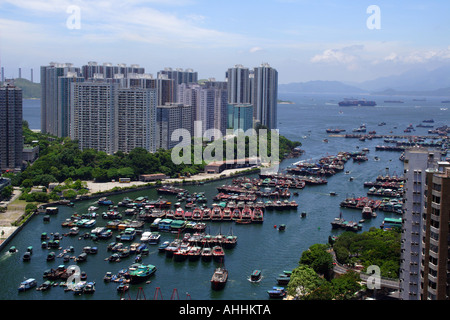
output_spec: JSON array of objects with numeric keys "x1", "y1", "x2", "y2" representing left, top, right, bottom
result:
[{"x1": 2, "y1": 93, "x2": 449, "y2": 300}]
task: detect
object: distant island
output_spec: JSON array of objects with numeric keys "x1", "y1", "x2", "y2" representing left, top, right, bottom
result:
[
  {"x1": 277, "y1": 99, "x2": 294, "y2": 104},
  {"x1": 1, "y1": 78, "x2": 41, "y2": 99}
]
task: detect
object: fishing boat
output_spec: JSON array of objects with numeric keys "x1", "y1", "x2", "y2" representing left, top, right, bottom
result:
[
  {"x1": 158, "y1": 241, "x2": 170, "y2": 253},
  {"x1": 174, "y1": 208, "x2": 184, "y2": 220},
  {"x1": 252, "y1": 208, "x2": 264, "y2": 223},
  {"x1": 212, "y1": 246, "x2": 225, "y2": 262},
  {"x1": 18, "y1": 278, "x2": 37, "y2": 292},
  {"x1": 362, "y1": 206, "x2": 376, "y2": 219},
  {"x1": 117, "y1": 283, "x2": 129, "y2": 292},
  {"x1": 232, "y1": 208, "x2": 241, "y2": 220},
  {"x1": 173, "y1": 243, "x2": 191, "y2": 262},
  {"x1": 36, "y1": 281, "x2": 52, "y2": 291},
  {"x1": 140, "y1": 231, "x2": 152, "y2": 242},
  {"x1": 211, "y1": 206, "x2": 223, "y2": 221},
  {"x1": 192, "y1": 208, "x2": 203, "y2": 221},
  {"x1": 249, "y1": 270, "x2": 262, "y2": 282},
  {"x1": 98, "y1": 197, "x2": 114, "y2": 206},
  {"x1": 211, "y1": 266, "x2": 228, "y2": 290},
  {"x1": 128, "y1": 263, "x2": 157, "y2": 284},
  {"x1": 165, "y1": 239, "x2": 182, "y2": 258},
  {"x1": 267, "y1": 286, "x2": 286, "y2": 299},
  {"x1": 83, "y1": 282, "x2": 96, "y2": 294},
  {"x1": 187, "y1": 246, "x2": 202, "y2": 261},
  {"x1": 222, "y1": 207, "x2": 232, "y2": 221},
  {"x1": 148, "y1": 232, "x2": 161, "y2": 244},
  {"x1": 202, "y1": 208, "x2": 211, "y2": 221},
  {"x1": 201, "y1": 246, "x2": 213, "y2": 262}
]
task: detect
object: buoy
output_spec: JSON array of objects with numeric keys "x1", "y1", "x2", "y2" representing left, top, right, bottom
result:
[{"x1": 274, "y1": 225, "x2": 277, "y2": 229}]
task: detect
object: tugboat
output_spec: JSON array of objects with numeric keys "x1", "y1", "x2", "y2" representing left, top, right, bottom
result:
[{"x1": 211, "y1": 266, "x2": 228, "y2": 290}]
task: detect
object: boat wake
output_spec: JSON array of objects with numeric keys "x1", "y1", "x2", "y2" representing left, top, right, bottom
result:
[{"x1": 247, "y1": 276, "x2": 263, "y2": 283}]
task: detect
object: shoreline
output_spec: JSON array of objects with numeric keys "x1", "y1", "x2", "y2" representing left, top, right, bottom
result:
[{"x1": 0, "y1": 166, "x2": 261, "y2": 251}]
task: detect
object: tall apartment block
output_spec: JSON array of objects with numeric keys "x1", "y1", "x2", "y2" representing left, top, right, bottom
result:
[
  {"x1": 400, "y1": 148, "x2": 441, "y2": 299},
  {"x1": 177, "y1": 82, "x2": 228, "y2": 138},
  {"x1": 253, "y1": 63, "x2": 278, "y2": 130},
  {"x1": 156, "y1": 103, "x2": 193, "y2": 150},
  {"x1": 115, "y1": 87, "x2": 157, "y2": 153},
  {"x1": 40, "y1": 62, "x2": 82, "y2": 136},
  {"x1": 421, "y1": 160, "x2": 450, "y2": 300},
  {"x1": 227, "y1": 65, "x2": 251, "y2": 105},
  {"x1": 70, "y1": 81, "x2": 117, "y2": 154},
  {"x1": 0, "y1": 84, "x2": 23, "y2": 171},
  {"x1": 157, "y1": 67, "x2": 198, "y2": 86}
]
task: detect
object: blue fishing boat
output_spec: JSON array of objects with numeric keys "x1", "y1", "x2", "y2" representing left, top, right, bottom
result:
[{"x1": 267, "y1": 286, "x2": 286, "y2": 299}]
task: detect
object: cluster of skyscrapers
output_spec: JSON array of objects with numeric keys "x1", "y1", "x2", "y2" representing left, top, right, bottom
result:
[{"x1": 40, "y1": 61, "x2": 278, "y2": 154}]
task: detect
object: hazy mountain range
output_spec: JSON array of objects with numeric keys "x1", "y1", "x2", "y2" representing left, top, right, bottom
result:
[
  {"x1": 279, "y1": 66, "x2": 450, "y2": 96},
  {"x1": 6, "y1": 65, "x2": 450, "y2": 98}
]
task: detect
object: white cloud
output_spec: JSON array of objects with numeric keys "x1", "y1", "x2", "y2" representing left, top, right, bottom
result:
[
  {"x1": 249, "y1": 46, "x2": 264, "y2": 53},
  {"x1": 311, "y1": 48, "x2": 357, "y2": 64}
]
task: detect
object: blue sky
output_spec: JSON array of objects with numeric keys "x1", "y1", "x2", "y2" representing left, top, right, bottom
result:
[{"x1": 1, "y1": 0, "x2": 449, "y2": 84}]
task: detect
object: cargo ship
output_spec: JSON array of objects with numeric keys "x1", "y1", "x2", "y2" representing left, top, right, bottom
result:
[{"x1": 338, "y1": 98, "x2": 376, "y2": 107}]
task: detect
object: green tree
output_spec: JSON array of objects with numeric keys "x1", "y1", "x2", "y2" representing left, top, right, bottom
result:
[
  {"x1": 299, "y1": 243, "x2": 334, "y2": 279},
  {"x1": 287, "y1": 265, "x2": 326, "y2": 299}
]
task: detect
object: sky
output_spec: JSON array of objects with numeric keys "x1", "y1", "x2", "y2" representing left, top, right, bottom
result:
[{"x1": 1, "y1": 0, "x2": 450, "y2": 84}]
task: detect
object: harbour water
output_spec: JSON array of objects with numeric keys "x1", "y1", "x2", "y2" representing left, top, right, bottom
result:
[{"x1": 1, "y1": 93, "x2": 448, "y2": 300}]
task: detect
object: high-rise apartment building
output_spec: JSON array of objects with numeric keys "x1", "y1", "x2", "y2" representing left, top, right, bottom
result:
[
  {"x1": 0, "y1": 83, "x2": 23, "y2": 171},
  {"x1": 157, "y1": 68, "x2": 198, "y2": 86},
  {"x1": 253, "y1": 63, "x2": 278, "y2": 129},
  {"x1": 227, "y1": 65, "x2": 251, "y2": 105},
  {"x1": 421, "y1": 160, "x2": 450, "y2": 300},
  {"x1": 156, "y1": 103, "x2": 193, "y2": 150},
  {"x1": 40, "y1": 62, "x2": 81, "y2": 136},
  {"x1": 115, "y1": 87, "x2": 157, "y2": 153},
  {"x1": 71, "y1": 81, "x2": 117, "y2": 154},
  {"x1": 400, "y1": 148, "x2": 441, "y2": 300}
]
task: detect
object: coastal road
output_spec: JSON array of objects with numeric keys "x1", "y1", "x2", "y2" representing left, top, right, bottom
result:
[{"x1": 331, "y1": 250, "x2": 400, "y2": 290}]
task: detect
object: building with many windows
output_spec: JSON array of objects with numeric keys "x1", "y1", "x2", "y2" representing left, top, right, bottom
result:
[
  {"x1": 115, "y1": 87, "x2": 157, "y2": 153},
  {"x1": 421, "y1": 160, "x2": 450, "y2": 300},
  {"x1": 0, "y1": 83, "x2": 23, "y2": 171},
  {"x1": 156, "y1": 103, "x2": 193, "y2": 150},
  {"x1": 70, "y1": 81, "x2": 117, "y2": 154},
  {"x1": 252, "y1": 63, "x2": 278, "y2": 129}
]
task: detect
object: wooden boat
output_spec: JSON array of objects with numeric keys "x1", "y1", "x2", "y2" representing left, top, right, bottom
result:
[
  {"x1": 187, "y1": 246, "x2": 202, "y2": 261},
  {"x1": 212, "y1": 246, "x2": 225, "y2": 262},
  {"x1": 232, "y1": 208, "x2": 241, "y2": 220},
  {"x1": 174, "y1": 208, "x2": 184, "y2": 220},
  {"x1": 192, "y1": 208, "x2": 203, "y2": 221},
  {"x1": 211, "y1": 206, "x2": 223, "y2": 221},
  {"x1": 211, "y1": 267, "x2": 228, "y2": 290},
  {"x1": 201, "y1": 246, "x2": 212, "y2": 262},
  {"x1": 267, "y1": 286, "x2": 286, "y2": 299},
  {"x1": 222, "y1": 207, "x2": 232, "y2": 221},
  {"x1": 251, "y1": 208, "x2": 264, "y2": 223},
  {"x1": 250, "y1": 270, "x2": 262, "y2": 282},
  {"x1": 202, "y1": 208, "x2": 211, "y2": 221},
  {"x1": 128, "y1": 263, "x2": 157, "y2": 284}
]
